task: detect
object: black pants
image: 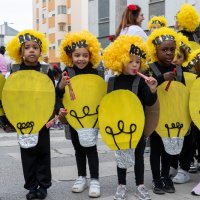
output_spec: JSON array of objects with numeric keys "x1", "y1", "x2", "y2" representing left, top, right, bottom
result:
[
  {"x1": 150, "y1": 132, "x2": 171, "y2": 180},
  {"x1": 171, "y1": 127, "x2": 194, "y2": 171},
  {"x1": 20, "y1": 126, "x2": 51, "y2": 191},
  {"x1": 70, "y1": 127, "x2": 99, "y2": 179},
  {"x1": 117, "y1": 135, "x2": 146, "y2": 186}
]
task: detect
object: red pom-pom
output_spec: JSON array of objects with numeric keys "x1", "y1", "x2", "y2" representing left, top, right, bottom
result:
[
  {"x1": 53, "y1": 63, "x2": 58, "y2": 69},
  {"x1": 128, "y1": 4, "x2": 137, "y2": 11},
  {"x1": 108, "y1": 35, "x2": 114, "y2": 42}
]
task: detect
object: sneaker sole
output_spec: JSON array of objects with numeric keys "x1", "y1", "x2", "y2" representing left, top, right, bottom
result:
[
  {"x1": 72, "y1": 185, "x2": 88, "y2": 193},
  {"x1": 135, "y1": 193, "x2": 151, "y2": 200}
]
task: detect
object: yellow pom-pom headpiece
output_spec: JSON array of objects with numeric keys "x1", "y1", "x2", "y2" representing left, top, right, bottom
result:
[
  {"x1": 186, "y1": 49, "x2": 200, "y2": 70},
  {"x1": 102, "y1": 35, "x2": 148, "y2": 73},
  {"x1": 60, "y1": 30, "x2": 101, "y2": 68},
  {"x1": 147, "y1": 27, "x2": 180, "y2": 62},
  {"x1": 148, "y1": 16, "x2": 168, "y2": 31},
  {"x1": 176, "y1": 4, "x2": 199, "y2": 32},
  {"x1": 6, "y1": 30, "x2": 48, "y2": 64}
]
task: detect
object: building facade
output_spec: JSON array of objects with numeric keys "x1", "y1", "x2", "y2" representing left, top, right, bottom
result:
[{"x1": 32, "y1": 0, "x2": 200, "y2": 64}]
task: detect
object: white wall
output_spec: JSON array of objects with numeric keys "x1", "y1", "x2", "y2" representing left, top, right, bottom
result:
[
  {"x1": 88, "y1": 0, "x2": 99, "y2": 36},
  {"x1": 71, "y1": 0, "x2": 89, "y2": 32}
]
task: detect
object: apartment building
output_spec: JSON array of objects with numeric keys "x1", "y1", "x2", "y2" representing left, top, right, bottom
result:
[{"x1": 33, "y1": 0, "x2": 71, "y2": 64}]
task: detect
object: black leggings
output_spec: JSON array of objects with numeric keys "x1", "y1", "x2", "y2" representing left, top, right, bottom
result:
[
  {"x1": 20, "y1": 126, "x2": 51, "y2": 190},
  {"x1": 70, "y1": 127, "x2": 99, "y2": 179},
  {"x1": 150, "y1": 132, "x2": 171, "y2": 180},
  {"x1": 117, "y1": 135, "x2": 146, "y2": 186}
]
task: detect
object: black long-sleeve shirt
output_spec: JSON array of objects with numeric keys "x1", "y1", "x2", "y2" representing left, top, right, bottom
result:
[{"x1": 112, "y1": 74, "x2": 157, "y2": 108}]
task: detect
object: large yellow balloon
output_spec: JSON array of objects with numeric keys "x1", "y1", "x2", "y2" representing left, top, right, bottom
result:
[
  {"x1": 63, "y1": 74, "x2": 107, "y2": 129},
  {"x1": 0, "y1": 73, "x2": 6, "y2": 116},
  {"x1": 156, "y1": 81, "x2": 191, "y2": 138},
  {"x1": 2, "y1": 70, "x2": 55, "y2": 134},
  {"x1": 189, "y1": 78, "x2": 200, "y2": 130},
  {"x1": 183, "y1": 72, "x2": 197, "y2": 91},
  {"x1": 99, "y1": 90, "x2": 145, "y2": 150}
]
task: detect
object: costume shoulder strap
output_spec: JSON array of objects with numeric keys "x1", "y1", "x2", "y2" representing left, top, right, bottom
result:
[
  {"x1": 107, "y1": 76, "x2": 116, "y2": 93},
  {"x1": 40, "y1": 64, "x2": 50, "y2": 74},
  {"x1": 66, "y1": 67, "x2": 75, "y2": 78},
  {"x1": 175, "y1": 66, "x2": 183, "y2": 82},
  {"x1": 11, "y1": 64, "x2": 20, "y2": 73},
  {"x1": 132, "y1": 75, "x2": 141, "y2": 95},
  {"x1": 149, "y1": 63, "x2": 162, "y2": 77}
]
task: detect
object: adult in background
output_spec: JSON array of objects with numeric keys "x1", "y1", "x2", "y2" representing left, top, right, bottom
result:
[{"x1": 115, "y1": 4, "x2": 147, "y2": 41}]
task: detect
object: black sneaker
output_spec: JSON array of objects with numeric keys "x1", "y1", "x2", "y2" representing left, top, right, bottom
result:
[
  {"x1": 26, "y1": 190, "x2": 38, "y2": 200},
  {"x1": 36, "y1": 187, "x2": 47, "y2": 199},
  {"x1": 152, "y1": 179, "x2": 165, "y2": 195},
  {"x1": 162, "y1": 177, "x2": 175, "y2": 193}
]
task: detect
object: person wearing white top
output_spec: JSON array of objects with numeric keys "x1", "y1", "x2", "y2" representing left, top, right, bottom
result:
[{"x1": 116, "y1": 4, "x2": 147, "y2": 41}]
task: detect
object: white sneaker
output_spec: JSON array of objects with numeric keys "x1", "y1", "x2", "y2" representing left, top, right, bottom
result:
[
  {"x1": 88, "y1": 179, "x2": 100, "y2": 198},
  {"x1": 72, "y1": 176, "x2": 87, "y2": 193},
  {"x1": 173, "y1": 169, "x2": 190, "y2": 184},
  {"x1": 169, "y1": 167, "x2": 178, "y2": 178},
  {"x1": 135, "y1": 185, "x2": 151, "y2": 200},
  {"x1": 114, "y1": 185, "x2": 127, "y2": 200}
]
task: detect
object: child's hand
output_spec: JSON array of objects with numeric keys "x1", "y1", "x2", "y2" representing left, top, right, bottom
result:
[
  {"x1": 59, "y1": 72, "x2": 71, "y2": 89},
  {"x1": 59, "y1": 108, "x2": 68, "y2": 117},
  {"x1": 145, "y1": 77, "x2": 158, "y2": 93},
  {"x1": 163, "y1": 71, "x2": 176, "y2": 81}
]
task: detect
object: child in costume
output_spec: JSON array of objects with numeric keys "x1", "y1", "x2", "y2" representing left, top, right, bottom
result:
[
  {"x1": 187, "y1": 50, "x2": 200, "y2": 196},
  {"x1": 169, "y1": 33, "x2": 194, "y2": 183},
  {"x1": 6, "y1": 30, "x2": 56, "y2": 200},
  {"x1": 102, "y1": 35, "x2": 158, "y2": 200},
  {"x1": 57, "y1": 30, "x2": 101, "y2": 198},
  {"x1": 148, "y1": 16, "x2": 168, "y2": 34},
  {"x1": 147, "y1": 27, "x2": 186, "y2": 195}
]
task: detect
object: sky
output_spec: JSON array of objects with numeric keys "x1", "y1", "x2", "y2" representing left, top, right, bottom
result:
[{"x1": 0, "y1": 0, "x2": 33, "y2": 31}]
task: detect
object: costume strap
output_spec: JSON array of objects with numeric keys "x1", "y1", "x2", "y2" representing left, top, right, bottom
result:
[
  {"x1": 66, "y1": 67, "x2": 75, "y2": 78},
  {"x1": 175, "y1": 66, "x2": 183, "y2": 82},
  {"x1": 107, "y1": 76, "x2": 116, "y2": 93},
  {"x1": 131, "y1": 75, "x2": 141, "y2": 95},
  {"x1": 149, "y1": 63, "x2": 162, "y2": 76},
  {"x1": 11, "y1": 64, "x2": 20, "y2": 73},
  {"x1": 40, "y1": 64, "x2": 50, "y2": 74}
]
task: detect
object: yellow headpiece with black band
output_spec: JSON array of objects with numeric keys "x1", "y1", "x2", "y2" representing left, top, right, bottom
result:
[
  {"x1": 59, "y1": 30, "x2": 101, "y2": 68},
  {"x1": 148, "y1": 16, "x2": 168, "y2": 31},
  {"x1": 147, "y1": 27, "x2": 180, "y2": 63},
  {"x1": 102, "y1": 35, "x2": 148, "y2": 73},
  {"x1": 6, "y1": 29, "x2": 48, "y2": 64}
]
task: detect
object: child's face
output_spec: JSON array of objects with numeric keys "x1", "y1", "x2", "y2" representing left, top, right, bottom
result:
[
  {"x1": 150, "y1": 24, "x2": 161, "y2": 33},
  {"x1": 71, "y1": 47, "x2": 90, "y2": 69},
  {"x1": 21, "y1": 41, "x2": 41, "y2": 65},
  {"x1": 136, "y1": 11, "x2": 144, "y2": 26},
  {"x1": 156, "y1": 40, "x2": 176, "y2": 66},
  {"x1": 123, "y1": 54, "x2": 141, "y2": 75},
  {"x1": 172, "y1": 51, "x2": 185, "y2": 66}
]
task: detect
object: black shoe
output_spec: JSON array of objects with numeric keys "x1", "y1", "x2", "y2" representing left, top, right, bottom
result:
[
  {"x1": 36, "y1": 187, "x2": 47, "y2": 199},
  {"x1": 152, "y1": 179, "x2": 165, "y2": 194},
  {"x1": 26, "y1": 190, "x2": 38, "y2": 200},
  {"x1": 162, "y1": 177, "x2": 175, "y2": 193}
]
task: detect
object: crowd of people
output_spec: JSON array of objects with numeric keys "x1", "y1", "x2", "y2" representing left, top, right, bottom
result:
[{"x1": 0, "y1": 3, "x2": 200, "y2": 200}]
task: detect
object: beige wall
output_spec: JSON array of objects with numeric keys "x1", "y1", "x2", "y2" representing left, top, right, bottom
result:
[{"x1": 71, "y1": 0, "x2": 88, "y2": 32}]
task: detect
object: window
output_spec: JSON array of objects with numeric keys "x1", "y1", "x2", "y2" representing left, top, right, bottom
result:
[
  {"x1": 58, "y1": 5, "x2": 67, "y2": 14},
  {"x1": 149, "y1": 0, "x2": 165, "y2": 18},
  {"x1": 42, "y1": 0, "x2": 46, "y2": 3},
  {"x1": 68, "y1": 26, "x2": 71, "y2": 32},
  {"x1": 58, "y1": 39, "x2": 62, "y2": 46},
  {"x1": 42, "y1": 9, "x2": 46, "y2": 19},
  {"x1": 59, "y1": 23, "x2": 66, "y2": 31}
]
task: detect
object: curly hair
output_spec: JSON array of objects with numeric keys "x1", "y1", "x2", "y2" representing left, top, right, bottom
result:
[
  {"x1": 176, "y1": 4, "x2": 199, "y2": 32},
  {"x1": 147, "y1": 27, "x2": 180, "y2": 62},
  {"x1": 148, "y1": 16, "x2": 168, "y2": 31},
  {"x1": 102, "y1": 35, "x2": 148, "y2": 73},
  {"x1": 6, "y1": 30, "x2": 48, "y2": 64},
  {"x1": 59, "y1": 30, "x2": 101, "y2": 68}
]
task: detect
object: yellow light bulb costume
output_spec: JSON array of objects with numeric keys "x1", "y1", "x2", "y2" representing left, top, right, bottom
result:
[
  {"x1": 63, "y1": 74, "x2": 107, "y2": 147},
  {"x1": 3, "y1": 29, "x2": 55, "y2": 148},
  {"x1": 101, "y1": 35, "x2": 158, "y2": 168},
  {"x1": 148, "y1": 27, "x2": 191, "y2": 154}
]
